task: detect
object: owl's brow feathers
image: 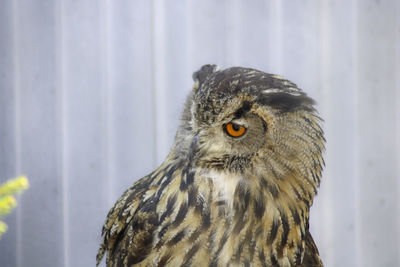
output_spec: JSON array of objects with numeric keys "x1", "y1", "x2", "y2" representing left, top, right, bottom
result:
[
  {"x1": 195, "y1": 66, "x2": 316, "y2": 118},
  {"x1": 234, "y1": 100, "x2": 252, "y2": 119},
  {"x1": 256, "y1": 92, "x2": 316, "y2": 113}
]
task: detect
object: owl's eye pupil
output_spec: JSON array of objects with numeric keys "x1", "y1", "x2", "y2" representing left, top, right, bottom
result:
[
  {"x1": 232, "y1": 123, "x2": 241, "y2": 131},
  {"x1": 224, "y1": 122, "x2": 247, "y2": 138}
]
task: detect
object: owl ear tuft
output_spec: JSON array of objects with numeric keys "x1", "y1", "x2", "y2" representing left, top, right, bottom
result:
[{"x1": 192, "y1": 64, "x2": 218, "y2": 89}]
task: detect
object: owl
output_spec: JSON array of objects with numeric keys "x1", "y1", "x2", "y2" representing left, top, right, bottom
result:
[{"x1": 97, "y1": 65, "x2": 325, "y2": 267}]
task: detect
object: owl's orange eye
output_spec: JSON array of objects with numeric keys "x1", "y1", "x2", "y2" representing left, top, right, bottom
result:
[{"x1": 224, "y1": 122, "x2": 247, "y2": 138}]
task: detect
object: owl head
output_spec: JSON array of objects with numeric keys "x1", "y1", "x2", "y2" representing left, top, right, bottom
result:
[{"x1": 173, "y1": 65, "x2": 324, "y2": 202}]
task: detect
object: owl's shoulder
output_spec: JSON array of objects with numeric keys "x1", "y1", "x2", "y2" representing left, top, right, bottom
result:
[
  {"x1": 96, "y1": 173, "x2": 156, "y2": 265},
  {"x1": 301, "y1": 229, "x2": 323, "y2": 266},
  {"x1": 97, "y1": 157, "x2": 185, "y2": 266}
]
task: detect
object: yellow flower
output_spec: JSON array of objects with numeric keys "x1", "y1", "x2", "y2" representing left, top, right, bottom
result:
[
  {"x1": 0, "y1": 176, "x2": 29, "y2": 239},
  {"x1": 0, "y1": 221, "x2": 7, "y2": 237},
  {"x1": 0, "y1": 195, "x2": 16, "y2": 218},
  {"x1": 0, "y1": 176, "x2": 29, "y2": 197}
]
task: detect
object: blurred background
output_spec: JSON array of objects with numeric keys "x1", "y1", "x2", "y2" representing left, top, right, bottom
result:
[{"x1": 0, "y1": 0, "x2": 399, "y2": 266}]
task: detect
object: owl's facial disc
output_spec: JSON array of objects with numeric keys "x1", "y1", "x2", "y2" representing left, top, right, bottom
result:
[
  {"x1": 190, "y1": 107, "x2": 267, "y2": 172},
  {"x1": 220, "y1": 112, "x2": 267, "y2": 152},
  {"x1": 180, "y1": 65, "x2": 322, "y2": 174}
]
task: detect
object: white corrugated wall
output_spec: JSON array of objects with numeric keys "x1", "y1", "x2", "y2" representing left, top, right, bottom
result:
[{"x1": 0, "y1": 1, "x2": 399, "y2": 266}]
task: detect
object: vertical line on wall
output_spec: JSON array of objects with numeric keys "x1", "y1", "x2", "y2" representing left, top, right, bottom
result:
[
  {"x1": 101, "y1": 0, "x2": 113, "y2": 207},
  {"x1": 352, "y1": 0, "x2": 361, "y2": 266},
  {"x1": 318, "y1": 1, "x2": 334, "y2": 265},
  {"x1": 183, "y1": 0, "x2": 192, "y2": 90},
  {"x1": 56, "y1": 0, "x2": 69, "y2": 266},
  {"x1": 395, "y1": 0, "x2": 400, "y2": 264},
  {"x1": 150, "y1": 0, "x2": 158, "y2": 168},
  {"x1": 225, "y1": 0, "x2": 240, "y2": 66},
  {"x1": 151, "y1": 0, "x2": 168, "y2": 167},
  {"x1": 270, "y1": 0, "x2": 282, "y2": 74},
  {"x1": 11, "y1": 1, "x2": 22, "y2": 266},
  {"x1": 186, "y1": 0, "x2": 193, "y2": 72},
  {"x1": 351, "y1": 1, "x2": 360, "y2": 266}
]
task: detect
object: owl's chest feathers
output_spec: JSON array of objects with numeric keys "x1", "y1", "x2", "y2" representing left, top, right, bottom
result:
[
  {"x1": 204, "y1": 169, "x2": 241, "y2": 210},
  {"x1": 151, "y1": 168, "x2": 308, "y2": 266},
  {"x1": 203, "y1": 170, "x2": 307, "y2": 266}
]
